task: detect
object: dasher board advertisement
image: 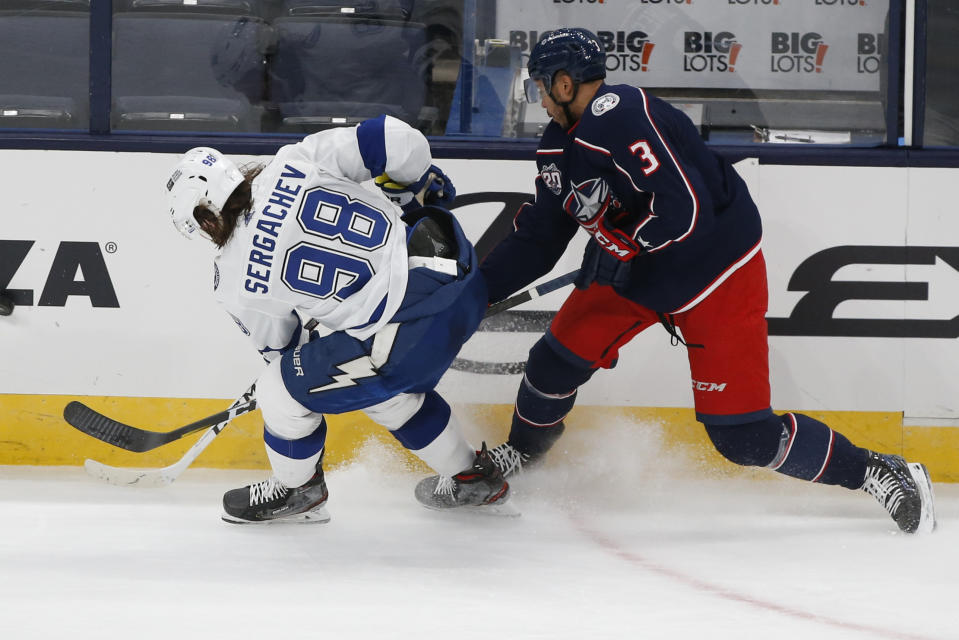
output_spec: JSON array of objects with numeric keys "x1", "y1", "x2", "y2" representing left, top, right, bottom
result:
[{"x1": 497, "y1": 0, "x2": 888, "y2": 91}]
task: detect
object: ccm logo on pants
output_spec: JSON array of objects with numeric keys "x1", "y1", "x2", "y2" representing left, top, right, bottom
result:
[{"x1": 692, "y1": 380, "x2": 727, "y2": 392}]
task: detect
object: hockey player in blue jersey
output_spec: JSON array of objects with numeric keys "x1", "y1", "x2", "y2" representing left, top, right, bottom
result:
[
  {"x1": 467, "y1": 28, "x2": 935, "y2": 533},
  {"x1": 165, "y1": 115, "x2": 510, "y2": 523}
]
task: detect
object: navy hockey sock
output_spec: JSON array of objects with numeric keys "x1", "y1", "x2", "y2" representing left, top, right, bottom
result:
[
  {"x1": 768, "y1": 413, "x2": 868, "y2": 489},
  {"x1": 705, "y1": 413, "x2": 868, "y2": 489},
  {"x1": 264, "y1": 418, "x2": 327, "y2": 460},
  {"x1": 389, "y1": 390, "x2": 450, "y2": 450},
  {"x1": 509, "y1": 337, "x2": 595, "y2": 458}
]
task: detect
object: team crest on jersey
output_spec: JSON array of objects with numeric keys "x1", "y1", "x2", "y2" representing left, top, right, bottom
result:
[
  {"x1": 591, "y1": 93, "x2": 620, "y2": 116},
  {"x1": 564, "y1": 178, "x2": 611, "y2": 226},
  {"x1": 228, "y1": 313, "x2": 251, "y2": 336},
  {"x1": 540, "y1": 162, "x2": 563, "y2": 195}
]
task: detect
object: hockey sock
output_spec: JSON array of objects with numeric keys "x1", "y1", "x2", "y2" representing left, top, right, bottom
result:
[
  {"x1": 767, "y1": 413, "x2": 868, "y2": 489},
  {"x1": 704, "y1": 414, "x2": 784, "y2": 467},
  {"x1": 264, "y1": 418, "x2": 327, "y2": 488},
  {"x1": 388, "y1": 391, "x2": 474, "y2": 477},
  {"x1": 509, "y1": 337, "x2": 595, "y2": 458},
  {"x1": 705, "y1": 413, "x2": 868, "y2": 489}
]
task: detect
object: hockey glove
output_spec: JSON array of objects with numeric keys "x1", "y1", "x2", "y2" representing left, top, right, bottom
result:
[
  {"x1": 375, "y1": 165, "x2": 456, "y2": 213},
  {"x1": 593, "y1": 211, "x2": 643, "y2": 262},
  {"x1": 571, "y1": 192, "x2": 644, "y2": 262},
  {"x1": 418, "y1": 165, "x2": 456, "y2": 208}
]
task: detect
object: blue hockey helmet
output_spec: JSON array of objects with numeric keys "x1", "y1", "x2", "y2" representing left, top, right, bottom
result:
[{"x1": 525, "y1": 28, "x2": 606, "y2": 103}]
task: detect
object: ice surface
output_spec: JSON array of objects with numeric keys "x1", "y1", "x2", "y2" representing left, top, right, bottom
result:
[{"x1": 1, "y1": 424, "x2": 955, "y2": 640}]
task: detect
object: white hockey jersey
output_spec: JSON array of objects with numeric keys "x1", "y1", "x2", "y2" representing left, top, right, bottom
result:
[{"x1": 213, "y1": 116, "x2": 433, "y2": 360}]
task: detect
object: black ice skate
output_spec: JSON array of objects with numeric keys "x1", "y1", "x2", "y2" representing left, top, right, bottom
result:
[
  {"x1": 861, "y1": 451, "x2": 936, "y2": 534},
  {"x1": 415, "y1": 443, "x2": 517, "y2": 516},
  {"x1": 222, "y1": 460, "x2": 330, "y2": 525},
  {"x1": 487, "y1": 442, "x2": 531, "y2": 479}
]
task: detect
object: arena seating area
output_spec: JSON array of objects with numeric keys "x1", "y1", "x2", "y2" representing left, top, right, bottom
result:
[{"x1": 0, "y1": 1, "x2": 446, "y2": 133}]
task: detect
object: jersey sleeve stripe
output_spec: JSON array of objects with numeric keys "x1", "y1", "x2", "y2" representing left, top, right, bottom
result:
[
  {"x1": 537, "y1": 148, "x2": 565, "y2": 155},
  {"x1": 573, "y1": 137, "x2": 609, "y2": 155},
  {"x1": 573, "y1": 138, "x2": 647, "y2": 196},
  {"x1": 639, "y1": 88, "x2": 700, "y2": 244},
  {"x1": 356, "y1": 114, "x2": 388, "y2": 178}
]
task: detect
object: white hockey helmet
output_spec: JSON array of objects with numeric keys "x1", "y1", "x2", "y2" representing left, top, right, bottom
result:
[{"x1": 166, "y1": 147, "x2": 244, "y2": 240}]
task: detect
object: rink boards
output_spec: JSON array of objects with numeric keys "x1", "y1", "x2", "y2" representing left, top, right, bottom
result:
[{"x1": 2, "y1": 151, "x2": 959, "y2": 480}]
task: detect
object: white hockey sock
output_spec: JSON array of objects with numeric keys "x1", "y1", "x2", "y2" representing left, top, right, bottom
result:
[{"x1": 266, "y1": 446, "x2": 323, "y2": 489}]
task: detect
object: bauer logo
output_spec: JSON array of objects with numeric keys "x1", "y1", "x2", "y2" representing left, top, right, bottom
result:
[
  {"x1": 684, "y1": 31, "x2": 743, "y2": 73},
  {"x1": 509, "y1": 30, "x2": 656, "y2": 73},
  {"x1": 857, "y1": 33, "x2": 882, "y2": 74},
  {"x1": 770, "y1": 32, "x2": 830, "y2": 74},
  {"x1": 0, "y1": 239, "x2": 119, "y2": 308}
]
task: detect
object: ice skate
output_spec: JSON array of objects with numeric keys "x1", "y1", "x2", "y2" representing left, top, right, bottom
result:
[
  {"x1": 861, "y1": 451, "x2": 936, "y2": 534},
  {"x1": 222, "y1": 459, "x2": 330, "y2": 524},
  {"x1": 415, "y1": 443, "x2": 518, "y2": 516},
  {"x1": 487, "y1": 442, "x2": 531, "y2": 479}
]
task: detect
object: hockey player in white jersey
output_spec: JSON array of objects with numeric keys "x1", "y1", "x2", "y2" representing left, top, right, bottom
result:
[{"x1": 165, "y1": 115, "x2": 510, "y2": 523}]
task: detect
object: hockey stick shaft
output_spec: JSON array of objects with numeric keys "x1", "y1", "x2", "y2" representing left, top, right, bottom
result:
[{"x1": 484, "y1": 269, "x2": 578, "y2": 318}]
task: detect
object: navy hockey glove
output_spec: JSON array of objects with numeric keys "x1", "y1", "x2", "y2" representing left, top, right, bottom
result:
[
  {"x1": 375, "y1": 165, "x2": 456, "y2": 213},
  {"x1": 419, "y1": 164, "x2": 456, "y2": 208}
]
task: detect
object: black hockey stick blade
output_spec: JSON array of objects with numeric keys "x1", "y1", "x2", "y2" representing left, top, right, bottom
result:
[
  {"x1": 484, "y1": 269, "x2": 578, "y2": 318},
  {"x1": 63, "y1": 395, "x2": 257, "y2": 453}
]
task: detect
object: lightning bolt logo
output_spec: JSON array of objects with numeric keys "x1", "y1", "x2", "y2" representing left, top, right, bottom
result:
[{"x1": 309, "y1": 356, "x2": 378, "y2": 393}]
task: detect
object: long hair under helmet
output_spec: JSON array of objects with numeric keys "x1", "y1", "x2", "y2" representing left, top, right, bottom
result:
[
  {"x1": 165, "y1": 147, "x2": 244, "y2": 241},
  {"x1": 524, "y1": 27, "x2": 607, "y2": 119}
]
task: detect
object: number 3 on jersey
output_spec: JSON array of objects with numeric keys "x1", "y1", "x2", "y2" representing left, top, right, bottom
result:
[
  {"x1": 283, "y1": 187, "x2": 392, "y2": 300},
  {"x1": 629, "y1": 139, "x2": 660, "y2": 176}
]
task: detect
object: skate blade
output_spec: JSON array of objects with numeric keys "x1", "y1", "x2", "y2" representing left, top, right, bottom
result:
[
  {"x1": 221, "y1": 505, "x2": 331, "y2": 525},
  {"x1": 419, "y1": 500, "x2": 521, "y2": 518},
  {"x1": 907, "y1": 463, "x2": 937, "y2": 534}
]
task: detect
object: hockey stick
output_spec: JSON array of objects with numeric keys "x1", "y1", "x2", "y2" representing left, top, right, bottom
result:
[
  {"x1": 64, "y1": 384, "x2": 257, "y2": 453},
  {"x1": 484, "y1": 269, "x2": 578, "y2": 318},
  {"x1": 76, "y1": 270, "x2": 579, "y2": 487},
  {"x1": 80, "y1": 385, "x2": 256, "y2": 487},
  {"x1": 69, "y1": 270, "x2": 578, "y2": 454}
]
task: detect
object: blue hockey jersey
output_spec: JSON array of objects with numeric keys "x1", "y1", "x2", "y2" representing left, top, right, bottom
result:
[{"x1": 481, "y1": 84, "x2": 763, "y2": 314}]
